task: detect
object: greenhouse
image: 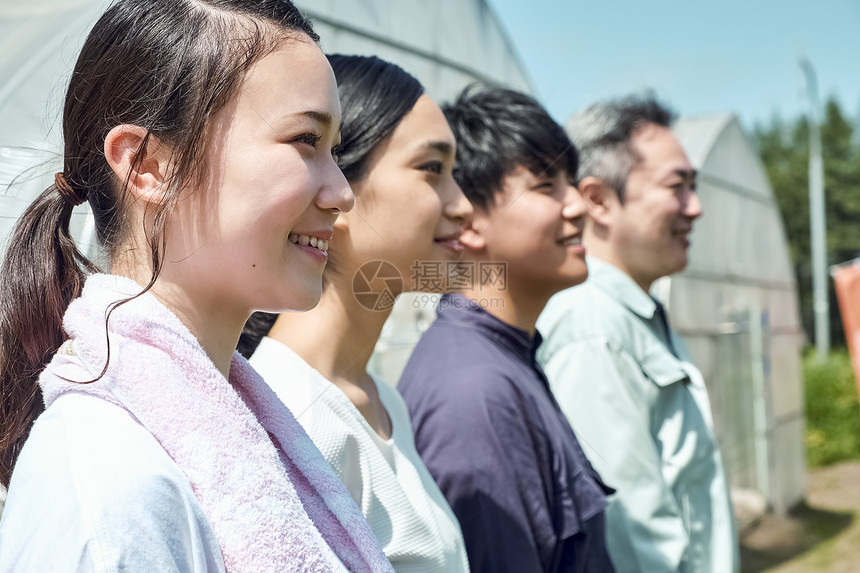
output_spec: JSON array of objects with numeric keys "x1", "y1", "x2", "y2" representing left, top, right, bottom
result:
[
  {"x1": 667, "y1": 114, "x2": 806, "y2": 516},
  {"x1": 1, "y1": 0, "x2": 805, "y2": 520},
  {"x1": 0, "y1": 0, "x2": 533, "y2": 258}
]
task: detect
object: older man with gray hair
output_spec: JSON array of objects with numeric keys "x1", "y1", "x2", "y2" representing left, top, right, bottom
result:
[{"x1": 536, "y1": 94, "x2": 738, "y2": 572}]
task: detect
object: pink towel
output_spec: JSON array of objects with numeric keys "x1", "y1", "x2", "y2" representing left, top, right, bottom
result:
[{"x1": 39, "y1": 274, "x2": 393, "y2": 573}]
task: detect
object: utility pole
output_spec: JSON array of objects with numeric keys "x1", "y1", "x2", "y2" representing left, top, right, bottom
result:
[{"x1": 800, "y1": 57, "x2": 829, "y2": 359}]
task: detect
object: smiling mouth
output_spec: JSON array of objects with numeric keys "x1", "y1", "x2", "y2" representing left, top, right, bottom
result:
[
  {"x1": 558, "y1": 234, "x2": 582, "y2": 247},
  {"x1": 435, "y1": 236, "x2": 464, "y2": 252},
  {"x1": 289, "y1": 233, "x2": 329, "y2": 253}
]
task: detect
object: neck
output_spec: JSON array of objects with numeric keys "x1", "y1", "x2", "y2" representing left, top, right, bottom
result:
[
  {"x1": 458, "y1": 280, "x2": 550, "y2": 335},
  {"x1": 126, "y1": 272, "x2": 245, "y2": 379},
  {"x1": 267, "y1": 282, "x2": 389, "y2": 389}
]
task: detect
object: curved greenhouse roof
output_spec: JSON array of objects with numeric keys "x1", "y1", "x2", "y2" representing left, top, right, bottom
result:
[
  {"x1": 0, "y1": 0, "x2": 532, "y2": 254},
  {"x1": 664, "y1": 114, "x2": 805, "y2": 516}
]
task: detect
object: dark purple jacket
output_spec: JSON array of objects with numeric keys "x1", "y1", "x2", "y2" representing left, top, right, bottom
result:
[{"x1": 398, "y1": 294, "x2": 615, "y2": 573}]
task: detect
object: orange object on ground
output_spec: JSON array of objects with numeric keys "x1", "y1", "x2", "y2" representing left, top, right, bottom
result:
[{"x1": 832, "y1": 260, "x2": 860, "y2": 399}]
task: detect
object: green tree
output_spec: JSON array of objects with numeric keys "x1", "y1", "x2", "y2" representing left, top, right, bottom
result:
[{"x1": 755, "y1": 97, "x2": 860, "y2": 348}]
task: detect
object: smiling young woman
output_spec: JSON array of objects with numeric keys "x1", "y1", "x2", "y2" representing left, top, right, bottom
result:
[
  {"x1": 0, "y1": 2, "x2": 391, "y2": 572},
  {"x1": 239, "y1": 55, "x2": 472, "y2": 572}
]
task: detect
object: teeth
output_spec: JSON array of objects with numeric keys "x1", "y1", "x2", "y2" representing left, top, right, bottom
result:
[
  {"x1": 289, "y1": 233, "x2": 328, "y2": 253},
  {"x1": 563, "y1": 236, "x2": 581, "y2": 246}
]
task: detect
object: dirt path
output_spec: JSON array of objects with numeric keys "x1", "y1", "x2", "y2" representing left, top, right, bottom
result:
[{"x1": 741, "y1": 461, "x2": 860, "y2": 572}]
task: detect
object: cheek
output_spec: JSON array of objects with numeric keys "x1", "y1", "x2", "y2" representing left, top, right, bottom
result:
[
  {"x1": 218, "y1": 178, "x2": 314, "y2": 257},
  {"x1": 523, "y1": 201, "x2": 563, "y2": 245},
  {"x1": 260, "y1": 171, "x2": 316, "y2": 221},
  {"x1": 657, "y1": 207, "x2": 682, "y2": 238},
  {"x1": 417, "y1": 192, "x2": 445, "y2": 229},
  {"x1": 625, "y1": 203, "x2": 667, "y2": 240},
  {"x1": 227, "y1": 139, "x2": 314, "y2": 196},
  {"x1": 389, "y1": 182, "x2": 445, "y2": 235},
  {"x1": 496, "y1": 210, "x2": 548, "y2": 257},
  {"x1": 616, "y1": 213, "x2": 649, "y2": 246}
]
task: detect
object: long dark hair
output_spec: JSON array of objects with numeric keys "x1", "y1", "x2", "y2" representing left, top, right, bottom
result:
[
  {"x1": 0, "y1": 0, "x2": 317, "y2": 487},
  {"x1": 237, "y1": 54, "x2": 424, "y2": 358}
]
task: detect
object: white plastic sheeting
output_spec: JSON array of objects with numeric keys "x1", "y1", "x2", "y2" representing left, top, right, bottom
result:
[
  {"x1": 297, "y1": 0, "x2": 532, "y2": 103},
  {"x1": 666, "y1": 114, "x2": 806, "y2": 515},
  {"x1": 0, "y1": 1, "x2": 108, "y2": 258},
  {"x1": 0, "y1": 0, "x2": 532, "y2": 256}
]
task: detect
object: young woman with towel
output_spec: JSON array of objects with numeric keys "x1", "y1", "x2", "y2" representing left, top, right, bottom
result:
[{"x1": 0, "y1": 2, "x2": 391, "y2": 571}]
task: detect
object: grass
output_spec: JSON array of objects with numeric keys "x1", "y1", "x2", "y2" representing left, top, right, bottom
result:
[{"x1": 804, "y1": 349, "x2": 860, "y2": 468}]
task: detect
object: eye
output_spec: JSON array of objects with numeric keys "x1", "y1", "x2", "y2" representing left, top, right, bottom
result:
[
  {"x1": 292, "y1": 132, "x2": 322, "y2": 148},
  {"x1": 668, "y1": 175, "x2": 697, "y2": 193},
  {"x1": 533, "y1": 180, "x2": 555, "y2": 194},
  {"x1": 419, "y1": 161, "x2": 443, "y2": 175},
  {"x1": 331, "y1": 143, "x2": 343, "y2": 164}
]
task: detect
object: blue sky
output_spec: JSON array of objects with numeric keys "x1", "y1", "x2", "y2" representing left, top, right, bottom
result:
[{"x1": 487, "y1": 0, "x2": 860, "y2": 131}]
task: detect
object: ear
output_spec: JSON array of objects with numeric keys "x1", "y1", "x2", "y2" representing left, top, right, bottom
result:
[
  {"x1": 459, "y1": 212, "x2": 489, "y2": 251},
  {"x1": 578, "y1": 176, "x2": 618, "y2": 227},
  {"x1": 104, "y1": 125, "x2": 172, "y2": 204}
]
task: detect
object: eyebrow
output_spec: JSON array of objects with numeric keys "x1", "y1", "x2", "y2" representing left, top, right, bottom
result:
[
  {"x1": 667, "y1": 168, "x2": 697, "y2": 181},
  {"x1": 299, "y1": 110, "x2": 334, "y2": 127},
  {"x1": 257, "y1": 109, "x2": 336, "y2": 135},
  {"x1": 420, "y1": 140, "x2": 454, "y2": 156}
]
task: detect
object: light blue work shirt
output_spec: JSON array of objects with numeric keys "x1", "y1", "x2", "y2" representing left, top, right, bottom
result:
[{"x1": 536, "y1": 257, "x2": 739, "y2": 573}]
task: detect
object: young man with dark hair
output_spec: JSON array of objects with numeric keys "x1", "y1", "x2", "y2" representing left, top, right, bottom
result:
[{"x1": 398, "y1": 85, "x2": 614, "y2": 573}]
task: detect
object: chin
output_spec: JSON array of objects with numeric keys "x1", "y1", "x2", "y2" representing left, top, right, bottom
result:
[
  {"x1": 265, "y1": 284, "x2": 323, "y2": 313},
  {"x1": 289, "y1": 300, "x2": 320, "y2": 313},
  {"x1": 292, "y1": 289, "x2": 323, "y2": 312},
  {"x1": 430, "y1": 244, "x2": 461, "y2": 263},
  {"x1": 547, "y1": 274, "x2": 586, "y2": 298},
  {"x1": 668, "y1": 254, "x2": 689, "y2": 276},
  {"x1": 563, "y1": 261, "x2": 589, "y2": 287},
  {"x1": 565, "y1": 273, "x2": 588, "y2": 289}
]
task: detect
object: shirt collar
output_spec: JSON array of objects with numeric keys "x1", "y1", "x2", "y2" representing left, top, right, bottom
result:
[
  {"x1": 585, "y1": 257, "x2": 658, "y2": 319},
  {"x1": 436, "y1": 293, "x2": 541, "y2": 362}
]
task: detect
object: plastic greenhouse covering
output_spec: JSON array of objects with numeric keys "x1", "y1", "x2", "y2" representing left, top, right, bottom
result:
[
  {"x1": 0, "y1": 0, "x2": 533, "y2": 260},
  {"x1": 668, "y1": 115, "x2": 805, "y2": 514},
  {"x1": 1, "y1": 0, "x2": 803, "y2": 517}
]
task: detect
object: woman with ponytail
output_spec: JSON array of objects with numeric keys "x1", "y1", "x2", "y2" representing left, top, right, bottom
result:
[{"x1": 0, "y1": 2, "x2": 392, "y2": 572}]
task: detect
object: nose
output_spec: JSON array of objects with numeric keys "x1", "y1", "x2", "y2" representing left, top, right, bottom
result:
[
  {"x1": 684, "y1": 187, "x2": 703, "y2": 220},
  {"x1": 443, "y1": 176, "x2": 473, "y2": 228},
  {"x1": 561, "y1": 182, "x2": 586, "y2": 220},
  {"x1": 317, "y1": 156, "x2": 354, "y2": 214}
]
